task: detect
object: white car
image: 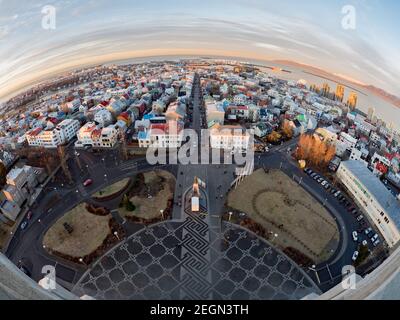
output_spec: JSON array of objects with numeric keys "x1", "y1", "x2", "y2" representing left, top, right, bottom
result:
[
  {"x1": 352, "y1": 251, "x2": 359, "y2": 261},
  {"x1": 321, "y1": 180, "x2": 327, "y2": 186},
  {"x1": 362, "y1": 240, "x2": 368, "y2": 246},
  {"x1": 373, "y1": 239, "x2": 380, "y2": 247},
  {"x1": 371, "y1": 234, "x2": 379, "y2": 242},
  {"x1": 352, "y1": 231, "x2": 358, "y2": 242},
  {"x1": 364, "y1": 228, "x2": 372, "y2": 236}
]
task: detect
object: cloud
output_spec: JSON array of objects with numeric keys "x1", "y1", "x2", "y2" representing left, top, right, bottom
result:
[
  {"x1": 0, "y1": 0, "x2": 399, "y2": 99},
  {"x1": 254, "y1": 42, "x2": 283, "y2": 51}
]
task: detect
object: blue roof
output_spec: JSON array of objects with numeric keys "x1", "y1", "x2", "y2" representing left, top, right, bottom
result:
[
  {"x1": 138, "y1": 131, "x2": 148, "y2": 140},
  {"x1": 143, "y1": 114, "x2": 155, "y2": 120}
]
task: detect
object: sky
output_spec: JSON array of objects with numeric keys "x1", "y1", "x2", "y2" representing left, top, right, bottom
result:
[{"x1": 0, "y1": 0, "x2": 399, "y2": 101}]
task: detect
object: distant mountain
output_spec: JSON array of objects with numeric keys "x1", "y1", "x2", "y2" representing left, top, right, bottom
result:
[
  {"x1": 272, "y1": 59, "x2": 400, "y2": 108},
  {"x1": 362, "y1": 85, "x2": 400, "y2": 108}
]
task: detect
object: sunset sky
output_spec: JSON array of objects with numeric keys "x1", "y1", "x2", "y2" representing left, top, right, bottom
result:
[{"x1": 0, "y1": 0, "x2": 399, "y2": 101}]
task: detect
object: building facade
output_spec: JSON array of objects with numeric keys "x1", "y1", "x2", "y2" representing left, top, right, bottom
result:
[{"x1": 337, "y1": 160, "x2": 400, "y2": 247}]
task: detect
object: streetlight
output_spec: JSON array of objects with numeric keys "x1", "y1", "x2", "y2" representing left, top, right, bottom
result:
[
  {"x1": 113, "y1": 231, "x2": 120, "y2": 240},
  {"x1": 160, "y1": 209, "x2": 164, "y2": 220},
  {"x1": 228, "y1": 212, "x2": 233, "y2": 222}
]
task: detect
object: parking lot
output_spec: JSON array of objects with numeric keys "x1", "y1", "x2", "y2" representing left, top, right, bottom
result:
[{"x1": 303, "y1": 167, "x2": 383, "y2": 264}]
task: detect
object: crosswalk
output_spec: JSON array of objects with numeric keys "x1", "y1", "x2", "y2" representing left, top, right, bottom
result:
[{"x1": 119, "y1": 161, "x2": 138, "y2": 171}]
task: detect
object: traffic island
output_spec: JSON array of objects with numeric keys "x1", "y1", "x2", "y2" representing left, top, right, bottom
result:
[
  {"x1": 43, "y1": 203, "x2": 125, "y2": 265},
  {"x1": 92, "y1": 178, "x2": 131, "y2": 201},
  {"x1": 117, "y1": 170, "x2": 175, "y2": 224}
]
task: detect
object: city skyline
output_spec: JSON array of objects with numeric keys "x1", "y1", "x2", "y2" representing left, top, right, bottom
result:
[{"x1": 0, "y1": 0, "x2": 399, "y2": 102}]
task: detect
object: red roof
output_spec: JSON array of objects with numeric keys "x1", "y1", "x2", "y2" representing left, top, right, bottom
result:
[
  {"x1": 28, "y1": 127, "x2": 42, "y2": 136},
  {"x1": 119, "y1": 112, "x2": 129, "y2": 120}
]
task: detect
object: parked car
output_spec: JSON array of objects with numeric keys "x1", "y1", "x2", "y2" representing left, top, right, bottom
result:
[
  {"x1": 362, "y1": 240, "x2": 368, "y2": 246},
  {"x1": 324, "y1": 184, "x2": 331, "y2": 190},
  {"x1": 20, "y1": 221, "x2": 28, "y2": 230},
  {"x1": 334, "y1": 191, "x2": 341, "y2": 197},
  {"x1": 352, "y1": 231, "x2": 358, "y2": 242},
  {"x1": 351, "y1": 209, "x2": 358, "y2": 215},
  {"x1": 356, "y1": 215, "x2": 364, "y2": 222},
  {"x1": 321, "y1": 180, "x2": 327, "y2": 186},
  {"x1": 317, "y1": 177, "x2": 324, "y2": 183},
  {"x1": 373, "y1": 239, "x2": 381, "y2": 247},
  {"x1": 365, "y1": 228, "x2": 372, "y2": 236},
  {"x1": 352, "y1": 251, "x2": 359, "y2": 261},
  {"x1": 371, "y1": 234, "x2": 379, "y2": 242},
  {"x1": 83, "y1": 179, "x2": 93, "y2": 187},
  {"x1": 26, "y1": 211, "x2": 33, "y2": 220}
]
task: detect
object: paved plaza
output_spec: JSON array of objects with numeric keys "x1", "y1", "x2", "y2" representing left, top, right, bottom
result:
[{"x1": 73, "y1": 214, "x2": 318, "y2": 300}]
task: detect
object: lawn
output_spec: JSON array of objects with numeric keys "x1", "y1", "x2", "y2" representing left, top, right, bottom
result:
[
  {"x1": 93, "y1": 178, "x2": 131, "y2": 199},
  {"x1": 119, "y1": 171, "x2": 175, "y2": 220},
  {"x1": 227, "y1": 169, "x2": 339, "y2": 263},
  {"x1": 43, "y1": 203, "x2": 112, "y2": 258}
]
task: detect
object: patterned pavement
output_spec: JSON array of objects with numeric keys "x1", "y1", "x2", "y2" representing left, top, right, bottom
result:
[{"x1": 73, "y1": 217, "x2": 318, "y2": 300}]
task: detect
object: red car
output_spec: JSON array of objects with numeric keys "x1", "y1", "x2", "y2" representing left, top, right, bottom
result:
[
  {"x1": 27, "y1": 211, "x2": 33, "y2": 220},
  {"x1": 83, "y1": 179, "x2": 93, "y2": 187}
]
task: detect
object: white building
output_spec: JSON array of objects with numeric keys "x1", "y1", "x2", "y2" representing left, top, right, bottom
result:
[
  {"x1": 26, "y1": 119, "x2": 80, "y2": 148},
  {"x1": 138, "y1": 121, "x2": 184, "y2": 149},
  {"x1": 233, "y1": 93, "x2": 247, "y2": 105},
  {"x1": 209, "y1": 124, "x2": 251, "y2": 152},
  {"x1": 94, "y1": 109, "x2": 113, "y2": 128},
  {"x1": 339, "y1": 132, "x2": 358, "y2": 151},
  {"x1": 205, "y1": 102, "x2": 225, "y2": 126},
  {"x1": 315, "y1": 127, "x2": 337, "y2": 144},
  {"x1": 337, "y1": 160, "x2": 400, "y2": 248},
  {"x1": 1, "y1": 165, "x2": 39, "y2": 220},
  {"x1": 75, "y1": 122, "x2": 118, "y2": 148}
]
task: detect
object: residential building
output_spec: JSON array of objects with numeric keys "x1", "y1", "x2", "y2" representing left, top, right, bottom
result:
[
  {"x1": 138, "y1": 121, "x2": 184, "y2": 148},
  {"x1": 337, "y1": 160, "x2": 400, "y2": 248},
  {"x1": 339, "y1": 132, "x2": 358, "y2": 151},
  {"x1": 209, "y1": 124, "x2": 251, "y2": 152},
  {"x1": 315, "y1": 127, "x2": 337, "y2": 144},
  {"x1": 94, "y1": 109, "x2": 113, "y2": 127},
  {"x1": 75, "y1": 122, "x2": 118, "y2": 148},
  {"x1": 26, "y1": 119, "x2": 80, "y2": 148},
  {"x1": 0, "y1": 200, "x2": 21, "y2": 222},
  {"x1": 205, "y1": 102, "x2": 225, "y2": 126}
]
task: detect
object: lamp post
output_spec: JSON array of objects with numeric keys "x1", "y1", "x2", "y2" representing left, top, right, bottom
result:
[
  {"x1": 160, "y1": 209, "x2": 164, "y2": 220},
  {"x1": 79, "y1": 257, "x2": 87, "y2": 266},
  {"x1": 113, "y1": 231, "x2": 120, "y2": 240},
  {"x1": 228, "y1": 211, "x2": 233, "y2": 222}
]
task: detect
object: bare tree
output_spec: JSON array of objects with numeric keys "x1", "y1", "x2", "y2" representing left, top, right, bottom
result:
[{"x1": 57, "y1": 145, "x2": 73, "y2": 184}]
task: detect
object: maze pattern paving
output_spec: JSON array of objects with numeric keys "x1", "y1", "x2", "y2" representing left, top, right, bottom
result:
[{"x1": 73, "y1": 220, "x2": 318, "y2": 300}]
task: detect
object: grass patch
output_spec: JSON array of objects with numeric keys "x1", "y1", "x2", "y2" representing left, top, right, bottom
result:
[
  {"x1": 93, "y1": 178, "x2": 130, "y2": 199},
  {"x1": 43, "y1": 203, "x2": 111, "y2": 258},
  {"x1": 119, "y1": 171, "x2": 175, "y2": 220},
  {"x1": 227, "y1": 168, "x2": 339, "y2": 263}
]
